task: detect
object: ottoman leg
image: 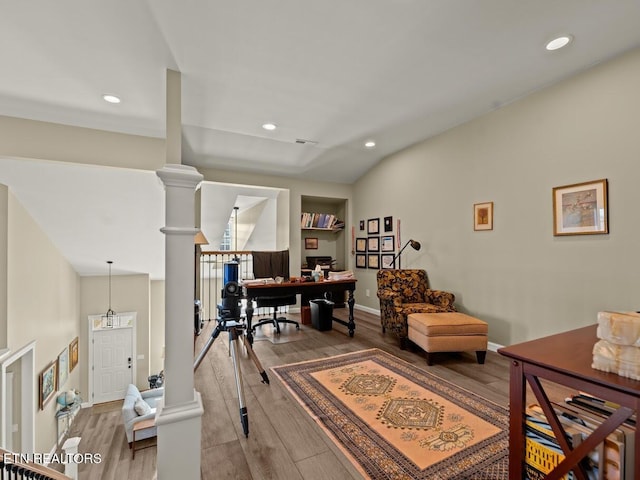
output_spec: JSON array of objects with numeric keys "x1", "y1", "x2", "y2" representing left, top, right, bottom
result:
[
  {"x1": 476, "y1": 351, "x2": 487, "y2": 364},
  {"x1": 425, "y1": 352, "x2": 434, "y2": 366}
]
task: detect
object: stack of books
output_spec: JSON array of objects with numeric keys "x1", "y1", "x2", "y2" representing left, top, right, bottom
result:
[{"x1": 524, "y1": 392, "x2": 635, "y2": 479}]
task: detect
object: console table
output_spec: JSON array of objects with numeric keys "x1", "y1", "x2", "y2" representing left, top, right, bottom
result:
[
  {"x1": 498, "y1": 325, "x2": 640, "y2": 480},
  {"x1": 243, "y1": 278, "x2": 356, "y2": 344}
]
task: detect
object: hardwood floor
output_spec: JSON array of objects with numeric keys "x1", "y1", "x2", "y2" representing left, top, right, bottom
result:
[{"x1": 57, "y1": 308, "x2": 518, "y2": 479}]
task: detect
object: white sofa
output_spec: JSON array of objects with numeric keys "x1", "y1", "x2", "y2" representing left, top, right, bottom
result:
[{"x1": 122, "y1": 384, "x2": 164, "y2": 445}]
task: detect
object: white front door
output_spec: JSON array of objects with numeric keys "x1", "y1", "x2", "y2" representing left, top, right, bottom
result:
[{"x1": 92, "y1": 327, "x2": 133, "y2": 403}]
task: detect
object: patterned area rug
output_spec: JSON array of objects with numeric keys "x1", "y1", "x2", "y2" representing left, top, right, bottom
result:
[{"x1": 271, "y1": 349, "x2": 508, "y2": 479}]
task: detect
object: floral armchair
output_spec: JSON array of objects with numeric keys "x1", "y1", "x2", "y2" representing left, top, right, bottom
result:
[{"x1": 377, "y1": 269, "x2": 456, "y2": 348}]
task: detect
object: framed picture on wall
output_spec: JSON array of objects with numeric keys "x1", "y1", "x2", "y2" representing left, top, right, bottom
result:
[
  {"x1": 39, "y1": 361, "x2": 57, "y2": 410},
  {"x1": 367, "y1": 236, "x2": 379, "y2": 252},
  {"x1": 359, "y1": 220, "x2": 365, "y2": 231},
  {"x1": 474, "y1": 202, "x2": 493, "y2": 231},
  {"x1": 367, "y1": 254, "x2": 380, "y2": 269},
  {"x1": 381, "y1": 235, "x2": 394, "y2": 252},
  {"x1": 384, "y1": 216, "x2": 393, "y2": 232},
  {"x1": 305, "y1": 237, "x2": 319, "y2": 249},
  {"x1": 58, "y1": 346, "x2": 69, "y2": 389},
  {"x1": 356, "y1": 254, "x2": 367, "y2": 268},
  {"x1": 381, "y1": 254, "x2": 395, "y2": 269},
  {"x1": 355, "y1": 238, "x2": 367, "y2": 252},
  {"x1": 552, "y1": 179, "x2": 608, "y2": 236},
  {"x1": 69, "y1": 337, "x2": 79, "y2": 372},
  {"x1": 367, "y1": 218, "x2": 380, "y2": 235}
]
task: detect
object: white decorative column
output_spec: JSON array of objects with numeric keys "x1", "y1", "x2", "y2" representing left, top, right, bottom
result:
[{"x1": 155, "y1": 164, "x2": 204, "y2": 480}]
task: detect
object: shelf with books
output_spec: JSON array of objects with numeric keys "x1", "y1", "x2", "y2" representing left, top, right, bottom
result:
[
  {"x1": 300, "y1": 212, "x2": 344, "y2": 231},
  {"x1": 498, "y1": 325, "x2": 640, "y2": 480}
]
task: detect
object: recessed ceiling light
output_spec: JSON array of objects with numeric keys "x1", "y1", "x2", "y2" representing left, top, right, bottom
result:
[
  {"x1": 546, "y1": 35, "x2": 572, "y2": 51},
  {"x1": 102, "y1": 94, "x2": 121, "y2": 104},
  {"x1": 364, "y1": 140, "x2": 376, "y2": 148},
  {"x1": 262, "y1": 123, "x2": 277, "y2": 131}
]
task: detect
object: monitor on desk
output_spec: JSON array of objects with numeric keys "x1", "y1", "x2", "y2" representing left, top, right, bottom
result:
[{"x1": 306, "y1": 256, "x2": 333, "y2": 269}]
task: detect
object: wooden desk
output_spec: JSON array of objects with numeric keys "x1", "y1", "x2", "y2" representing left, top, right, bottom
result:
[
  {"x1": 243, "y1": 278, "x2": 356, "y2": 344},
  {"x1": 132, "y1": 418, "x2": 156, "y2": 459},
  {"x1": 498, "y1": 325, "x2": 640, "y2": 479}
]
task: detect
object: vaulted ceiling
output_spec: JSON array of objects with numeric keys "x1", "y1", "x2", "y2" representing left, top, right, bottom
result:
[{"x1": 1, "y1": 1, "x2": 640, "y2": 278}]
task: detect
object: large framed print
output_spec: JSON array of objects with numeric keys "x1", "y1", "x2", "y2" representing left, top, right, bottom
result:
[
  {"x1": 355, "y1": 238, "x2": 367, "y2": 253},
  {"x1": 553, "y1": 179, "x2": 608, "y2": 236},
  {"x1": 367, "y1": 254, "x2": 380, "y2": 269},
  {"x1": 39, "y1": 361, "x2": 57, "y2": 410},
  {"x1": 356, "y1": 254, "x2": 367, "y2": 269}
]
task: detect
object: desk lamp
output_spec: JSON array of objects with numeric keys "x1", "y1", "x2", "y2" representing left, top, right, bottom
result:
[{"x1": 391, "y1": 239, "x2": 421, "y2": 268}]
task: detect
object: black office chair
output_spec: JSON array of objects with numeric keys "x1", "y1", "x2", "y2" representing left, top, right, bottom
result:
[{"x1": 251, "y1": 250, "x2": 300, "y2": 334}]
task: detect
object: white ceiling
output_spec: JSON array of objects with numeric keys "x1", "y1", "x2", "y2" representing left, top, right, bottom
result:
[{"x1": 1, "y1": 1, "x2": 640, "y2": 278}]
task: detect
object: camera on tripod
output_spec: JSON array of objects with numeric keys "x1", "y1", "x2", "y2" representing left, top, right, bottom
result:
[{"x1": 218, "y1": 280, "x2": 242, "y2": 322}]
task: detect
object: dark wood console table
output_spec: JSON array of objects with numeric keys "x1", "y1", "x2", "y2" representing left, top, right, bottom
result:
[
  {"x1": 243, "y1": 278, "x2": 356, "y2": 344},
  {"x1": 498, "y1": 325, "x2": 640, "y2": 480}
]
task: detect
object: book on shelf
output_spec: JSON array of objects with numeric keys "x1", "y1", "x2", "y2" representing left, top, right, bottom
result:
[
  {"x1": 568, "y1": 393, "x2": 636, "y2": 427},
  {"x1": 300, "y1": 212, "x2": 341, "y2": 230},
  {"x1": 531, "y1": 402, "x2": 627, "y2": 480},
  {"x1": 561, "y1": 394, "x2": 635, "y2": 480},
  {"x1": 525, "y1": 406, "x2": 599, "y2": 480}
]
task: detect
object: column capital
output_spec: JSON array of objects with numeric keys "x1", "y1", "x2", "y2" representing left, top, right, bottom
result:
[{"x1": 156, "y1": 164, "x2": 203, "y2": 189}]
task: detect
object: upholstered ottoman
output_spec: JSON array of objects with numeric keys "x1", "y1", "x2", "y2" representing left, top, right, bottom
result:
[{"x1": 407, "y1": 312, "x2": 488, "y2": 365}]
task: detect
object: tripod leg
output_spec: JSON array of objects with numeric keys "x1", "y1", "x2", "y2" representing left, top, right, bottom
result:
[
  {"x1": 229, "y1": 327, "x2": 249, "y2": 437},
  {"x1": 194, "y1": 323, "x2": 223, "y2": 371},
  {"x1": 241, "y1": 334, "x2": 270, "y2": 385}
]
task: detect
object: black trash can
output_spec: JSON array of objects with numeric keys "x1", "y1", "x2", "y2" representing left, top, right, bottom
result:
[{"x1": 310, "y1": 299, "x2": 334, "y2": 331}]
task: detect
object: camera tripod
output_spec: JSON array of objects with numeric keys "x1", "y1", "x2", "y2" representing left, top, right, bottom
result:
[{"x1": 194, "y1": 316, "x2": 269, "y2": 437}]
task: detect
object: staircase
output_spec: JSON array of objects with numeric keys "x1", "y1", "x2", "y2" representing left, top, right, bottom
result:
[{"x1": 1, "y1": 448, "x2": 71, "y2": 479}]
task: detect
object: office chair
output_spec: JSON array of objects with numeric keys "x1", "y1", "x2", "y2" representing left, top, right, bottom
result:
[{"x1": 251, "y1": 250, "x2": 300, "y2": 334}]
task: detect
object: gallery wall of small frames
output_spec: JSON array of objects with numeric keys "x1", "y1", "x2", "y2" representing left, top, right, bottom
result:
[{"x1": 356, "y1": 216, "x2": 397, "y2": 269}]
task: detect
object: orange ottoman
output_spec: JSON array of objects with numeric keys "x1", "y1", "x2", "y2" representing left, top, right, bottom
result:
[{"x1": 407, "y1": 312, "x2": 488, "y2": 365}]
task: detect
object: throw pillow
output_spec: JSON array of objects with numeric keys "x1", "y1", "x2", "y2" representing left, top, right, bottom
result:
[{"x1": 134, "y1": 399, "x2": 151, "y2": 416}]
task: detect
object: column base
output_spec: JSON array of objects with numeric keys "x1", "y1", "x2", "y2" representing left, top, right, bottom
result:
[{"x1": 155, "y1": 389, "x2": 204, "y2": 480}]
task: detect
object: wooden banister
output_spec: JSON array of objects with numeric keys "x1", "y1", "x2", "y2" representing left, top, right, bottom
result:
[{"x1": 1, "y1": 448, "x2": 72, "y2": 480}]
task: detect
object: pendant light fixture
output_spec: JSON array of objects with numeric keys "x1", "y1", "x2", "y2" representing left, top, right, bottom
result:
[{"x1": 102, "y1": 260, "x2": 118, "y2": 328}]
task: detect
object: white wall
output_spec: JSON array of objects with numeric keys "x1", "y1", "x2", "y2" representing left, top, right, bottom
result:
[
  {"x1": 353, "y1": 47, "x2": 640, "y2": 346},
  {"x1": 197, "y1": 167, "x2": 353, "y2": 278}
]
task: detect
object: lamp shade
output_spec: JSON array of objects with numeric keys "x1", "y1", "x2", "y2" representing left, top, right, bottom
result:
[{"x1": 194, "y1": 231, "x2": 209, "y2": 245}]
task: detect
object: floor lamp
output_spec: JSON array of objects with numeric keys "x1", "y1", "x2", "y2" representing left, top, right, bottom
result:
[{"x1": 391, "y1": 239, "x2": 421, "y2": 268}]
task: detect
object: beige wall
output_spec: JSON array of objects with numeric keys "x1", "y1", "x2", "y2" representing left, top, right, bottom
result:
[
  {"x1": 150, "y1": 280, "x2": 165, "y2": 375},
  {"x1": 5, "y1": 190, "x2": 81, "y2": 454},
  {"x1": 353, "y1": 47, "x2": 640, "y2": 346},
  {"x1": 0, "y1": 115, "x2": 165, "y2": 171},
  {"x1": 0, "y1": 185, "x2": 7, "y2": 348},
  {"x1": 80, "y1": 274, "x2": 152, "y2": 394}
]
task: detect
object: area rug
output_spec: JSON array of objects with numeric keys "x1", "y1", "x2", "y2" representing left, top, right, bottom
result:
[{"x1": 271, "y1": 349, "x2": 508, "y2": 479}]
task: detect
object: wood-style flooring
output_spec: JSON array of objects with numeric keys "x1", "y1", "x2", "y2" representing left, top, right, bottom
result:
[{"x1": 54, "y1": 308, "x2": 548, "y2": 479}]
